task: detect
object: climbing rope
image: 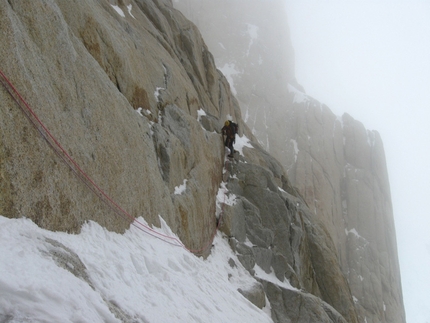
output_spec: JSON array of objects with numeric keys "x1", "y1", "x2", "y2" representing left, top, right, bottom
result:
[{"x1": 0, "y1": 69, "x2": 225, "y2": 254}]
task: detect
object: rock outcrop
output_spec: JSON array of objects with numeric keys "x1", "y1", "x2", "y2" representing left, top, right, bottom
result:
[
  {"x1": 174, "y1": 1, "x2": 405, "y2": 322},
  {"x1": 0, "y1": 0, "x2": 404, "y2": 322}
]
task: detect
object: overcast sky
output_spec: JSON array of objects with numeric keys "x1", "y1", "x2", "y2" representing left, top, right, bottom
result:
[{"x1": 284, "y1": 1, "x2": 430, "y2": 322}]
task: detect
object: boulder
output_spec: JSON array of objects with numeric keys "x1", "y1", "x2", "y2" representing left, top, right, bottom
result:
[{"x1": 238, "y1": 282, "x2": 266, "y2": 309}]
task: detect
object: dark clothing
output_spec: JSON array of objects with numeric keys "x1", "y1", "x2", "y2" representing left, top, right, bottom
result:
[
  {"x1": 224, "y1": 136, "x2": 234, "y2": 156},
  {"x1": 222, "y1": 122, "x2": 238, "y2": 157}
]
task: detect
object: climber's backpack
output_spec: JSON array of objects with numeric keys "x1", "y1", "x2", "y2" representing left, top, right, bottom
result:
[{"x1": 230, "y1": 122, "x2": 238, "y2": 135}]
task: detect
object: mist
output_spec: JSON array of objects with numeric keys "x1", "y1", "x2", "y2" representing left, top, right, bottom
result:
[
  {"x1": 174, "y1": 0, "x2": 430, "y2": 322},
  {"x1": 285, "y1": 2, "x2": 430, "y2": 322}
]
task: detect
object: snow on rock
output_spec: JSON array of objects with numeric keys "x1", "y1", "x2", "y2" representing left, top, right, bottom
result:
[
  {"x1": 154, "y1": 87, "x2": 164, "y2": 102},
  {"x1": 216, "y1": 182, "x2": 237, "y2": 218},
  {"x1": 234, "y1": 134, "x2": 253, "y2": 156},
  {"x1": 110, "y1": 5, "x2": 125, "y2": 18},
  {"x1": 0, "y1": 215, "x2": 273, "y2": 323},
  {"x1": 253, "y1": 264, "x2": 298, "y2": 292},
  {"x1": 127, "y1": 5, "x2": 135, "y2": 19},
  {"x1": 174, "y1": 179, "x2": 187, "y2": 195},
  {"x1": 287, "y1": 83, "x2": 309, "y2": 104},
  {"x1": 290, "y1": 138, "x2": 299, "y2": 162},
  {"x1": 219, "y1": 63, "x2": 239, "y2": 95},
  {"x1": 345, "y1": 228, "x2": 369, "y2": 245},
  {"x1": 246, "y1": 23, "x2": 259, "y2": 56},
  {"x1": 136, "y1": 107, "x2": 151, "y2": 117},
  {"x1": 197, "y1": 108, "x2": 206, "y2": 122}
]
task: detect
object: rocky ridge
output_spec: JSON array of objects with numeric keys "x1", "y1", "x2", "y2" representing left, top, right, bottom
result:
[{"x1": 0, "y1": 0, "x2": 403, "y2": 322}]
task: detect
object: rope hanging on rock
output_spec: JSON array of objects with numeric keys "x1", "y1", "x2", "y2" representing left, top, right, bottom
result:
[{"x1": 0, "y1": 69, "x2": 223, "y2": 255}]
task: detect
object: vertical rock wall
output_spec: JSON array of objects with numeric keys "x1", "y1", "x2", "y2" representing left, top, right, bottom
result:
[
  {"x1": 174, "y1": 1, "x2": 405, "y2": 322},
  {"x1": 281, "y1": 98, "x2": 405, "y2": 323},
  {"x1": 0, "y1": 0, "x2": 244, "y2": 251}
]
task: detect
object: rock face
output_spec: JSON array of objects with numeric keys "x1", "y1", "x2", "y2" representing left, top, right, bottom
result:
[
  {"x1": 0, "y1": 0, "x2": 404, "y2": 322},
  {"x1": 0, "y1": 0, "x2": 241, "y2": 251},
  {"x1": 222, "y1": 152, "x2": 358, "y2": 322},
  {"x1": 174, "y1": 1, "x2": 405, "y2": 322}
]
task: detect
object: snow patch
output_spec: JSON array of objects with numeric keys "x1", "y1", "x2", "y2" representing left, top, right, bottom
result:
[
  {"x1": 234, "y1": 134, "x2": 253, "y2": 156},
  {"x1": 244, "y1": 108, "x2": 250, "y2": 123},
  {"x1": 278, "y1": 187, "x2": 287, "y2": 193},
  {"x1": 253, "y1": 265, "x2": 298, "y2": 291},
  {"x1": 111, "y1": 5, "x2": 125, "y2": 18},
  {"x1": 288, "y1": 83, "x2": 309, "y2": 104},
  {"x1": 219, "y1": 63, "x2": 239, "y2": 95},
  {"x1": 290, "y1": 139, "x2": 299, "y2": 162},
  {"x1": 246, "y1": 24, "x2": 259, "y2": 56},
  {"x1": 136, "y1": 107, "x2": 151, "y2": 117},
  {"x1": 154, "y1": 87, "x2": 164, "y2": 102},
  {"x1": 367, "y1": 130, "x2": 376, "y2": 147},
  {"x1": 345, "y1": 228, "x2": 369, "y2": 245},
  {"x1": 0, "y1": 216, "x2": 273, "y2": 323},
  {"x1": 127, "y1": 4, "x2": 135, "y2": 19},
  {"x1": 174, "y1": 179, "x2": 187, "y2": 195},
  {"x1": 216, "y1": 182, "x2": 237, "y2": 213},
  {"x1": 197, "y1": 108, "x2": 206, "y2": 122}
]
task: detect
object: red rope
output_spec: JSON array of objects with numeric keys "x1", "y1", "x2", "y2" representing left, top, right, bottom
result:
[{"x1": 0, "y1": 69, "x2": 226, "y2": 254}]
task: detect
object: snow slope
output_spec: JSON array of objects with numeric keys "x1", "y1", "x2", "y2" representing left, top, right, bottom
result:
[{"x1": 0, "y1": 215, "x2": 274, "y2": 322}]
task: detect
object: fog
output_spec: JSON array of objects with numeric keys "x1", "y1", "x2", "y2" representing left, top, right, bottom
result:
[
  {"x1": 174, "y1": 0, "x2": 430, "y2": 321},
  {"x1": 285, "y1": 1, "x2": 430, "y2": 322}
]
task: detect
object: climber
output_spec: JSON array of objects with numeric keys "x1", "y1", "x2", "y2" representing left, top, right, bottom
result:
[{"x1": 222, "y1": 120, "x2": 238, "y2": 158}]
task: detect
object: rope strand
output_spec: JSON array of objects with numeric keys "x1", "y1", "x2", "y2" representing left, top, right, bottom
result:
[{"x1": 0, "y1": 69, "x2": 226, "y2": 254}]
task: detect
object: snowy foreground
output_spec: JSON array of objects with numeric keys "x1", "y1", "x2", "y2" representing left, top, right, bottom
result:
[{"x1": 0, "y1": 215, "x2": 275, "y2": 323}]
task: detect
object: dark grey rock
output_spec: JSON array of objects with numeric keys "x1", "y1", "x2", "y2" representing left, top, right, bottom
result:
[{"x1": 238, "y1": 282, "x2": 266, "y2": 309}]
